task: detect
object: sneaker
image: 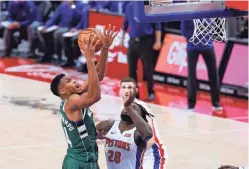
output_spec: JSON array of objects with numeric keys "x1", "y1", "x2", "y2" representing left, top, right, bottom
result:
[
  {"x1": 212, "y1": 102, "x2": 223, "y2": 111},
  {"x1": 212, "y1": 106, "x2": 223, "y2": 111},
  {"x1": 187, "y1": 107, "x2": 194, "y2": 112},
  {"x1": 147, "y1": 93, "x2": 155, "y2": 101},
  {"x1": 186, "y1": 106, "x2": 195, "y2": 112}
]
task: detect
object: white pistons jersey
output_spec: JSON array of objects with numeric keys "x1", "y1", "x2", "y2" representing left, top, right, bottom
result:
[{"x1": 104, "y1": 121, "x2": 144, "y2": 169}]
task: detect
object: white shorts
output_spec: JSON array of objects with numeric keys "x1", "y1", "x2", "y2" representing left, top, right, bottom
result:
[{"x1": 142, "y1": 144, "x2": 168, "y2": 169}]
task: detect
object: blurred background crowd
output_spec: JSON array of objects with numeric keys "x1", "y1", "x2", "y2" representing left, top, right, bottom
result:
[
  {"x1": 0, "y1": 0, "x2": 247, "y2": 65},
  {"x1": 0, "y1": 0, "x2": 248, "y2": 103}
]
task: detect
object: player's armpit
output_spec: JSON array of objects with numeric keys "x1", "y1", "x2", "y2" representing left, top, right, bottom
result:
[
  {"x1": 147, "y1": 136, "x2": 156, "y2": 148},
  {"x1": 96, "y1": 120, "x2": 115, "y2": 133},
  {"x1": 66, "y1": 93, "x2": 101, "y2": 112},
  {"x1": 134, "y1": 131, "x2": 147, "y2": 149}
]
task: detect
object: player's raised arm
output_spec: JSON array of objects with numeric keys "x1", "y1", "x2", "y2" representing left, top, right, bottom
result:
[
  {"x1": 97, "y1": 24, "x2": 118, "y2": 80},
  {"x1": 80, "y1": 25, "x2": 118, "y2": 93},
  {"x1": 67, "y1": 36, "x2": 101, "y2": 111},
  {"x1": 123, "y1": 93, "x2": 153, "y2": 148},
  {"x1": 124, "y1": 106, "x2": 153, "y2": 147}
]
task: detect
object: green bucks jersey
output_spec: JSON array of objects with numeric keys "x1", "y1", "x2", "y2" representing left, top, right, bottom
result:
[{"x1": 59, "y1": 100, "x2": 98, "y2": 162}]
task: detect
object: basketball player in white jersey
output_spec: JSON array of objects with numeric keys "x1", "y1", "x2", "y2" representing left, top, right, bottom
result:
[
  {"x1": 96, "y1": 91, "x2": 154, "y2": 169},
  {"x1": 119, "y1": 77, "x2": 168, "y2": 169}
]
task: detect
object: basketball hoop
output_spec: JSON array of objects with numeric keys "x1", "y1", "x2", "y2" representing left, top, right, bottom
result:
[
  {"x1": 134, "y1": 0, "x2": 247, "y2": 45},
  {"x1": 189, "y1": 17, "x2": 228, "y2": 46}
]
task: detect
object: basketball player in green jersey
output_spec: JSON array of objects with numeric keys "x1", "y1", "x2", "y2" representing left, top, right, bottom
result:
[{"x1": 50, "y1": 25, "x2": 118, "y2": 169}]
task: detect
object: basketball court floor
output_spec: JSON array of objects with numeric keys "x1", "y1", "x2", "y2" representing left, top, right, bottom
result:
[{"x1": 0, "y1": 58, "x2": 248, "y2": 169}]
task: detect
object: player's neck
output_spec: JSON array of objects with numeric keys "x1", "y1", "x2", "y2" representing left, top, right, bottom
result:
[
  {"x1": 61, "y1": 94, "x2": 70, "y2": 100},
  {"x1": 62, "y1": 92, "x2": 81, "y2": 100},
  {"x1": 119, "y1": 121, "x2": 135, "y2": 132}
]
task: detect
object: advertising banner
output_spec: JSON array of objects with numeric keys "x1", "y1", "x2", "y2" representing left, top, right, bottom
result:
[
  {"x1": 155, "y1": 34, "x2": 225, "y2": 81},
  {"x1": 223, "y1": 43, "x2": 248, "y2": 88}
]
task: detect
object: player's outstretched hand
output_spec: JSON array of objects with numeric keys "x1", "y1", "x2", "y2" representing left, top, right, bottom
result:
[
  {"x1": 80, "y1": 35, "x2": 99, "y2": 59},
  {"x1": 218, "y1": 165, "x2": 239, "y2": 169},
  {"x1": 102, "y1": 24, "x2": 118, "y2": 49},
  {"x1": 124, "y1": 91, "x2": 135, "y2": 107}
]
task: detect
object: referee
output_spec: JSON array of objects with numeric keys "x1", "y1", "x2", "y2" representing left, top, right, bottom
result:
[
  {"x1": 121, "y1": 2, "x2": 162, "y2": 101},
  {"x1": 181, "y1": 20, "x2": 223, "y2": 111}
]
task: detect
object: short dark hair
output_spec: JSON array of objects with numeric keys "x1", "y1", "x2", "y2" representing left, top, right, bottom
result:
[
  {"x1": 50, "y1": 74, "x2": 65, "y2": 97},
  {"x1": 134, "y1": 103, "x2": 154, "y2": 122},
  {"x1": 120, "y1": 77, "x2": 138, "y2": 87}
]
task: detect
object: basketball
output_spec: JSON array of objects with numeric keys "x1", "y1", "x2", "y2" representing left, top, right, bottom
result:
[{"x1": 78, "y1": 28, "x2": 104, "y2": 53}]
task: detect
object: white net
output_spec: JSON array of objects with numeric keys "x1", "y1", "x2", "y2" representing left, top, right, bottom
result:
[
  {"x1": 147, "y1": 0, "x2": 228, "y2": 46},
  {"x1": 189, "y1": 18, "x2": 228, "y2": 46}
]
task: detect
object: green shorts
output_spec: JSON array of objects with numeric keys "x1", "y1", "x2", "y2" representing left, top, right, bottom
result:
[{"x1": 62, "y1": 155, "x2": 99, "y2": 169}]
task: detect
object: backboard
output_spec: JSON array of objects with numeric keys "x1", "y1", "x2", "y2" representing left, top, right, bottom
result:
[{"x1": 133, "y1": 0, "x2": 248, "y2": 23}]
